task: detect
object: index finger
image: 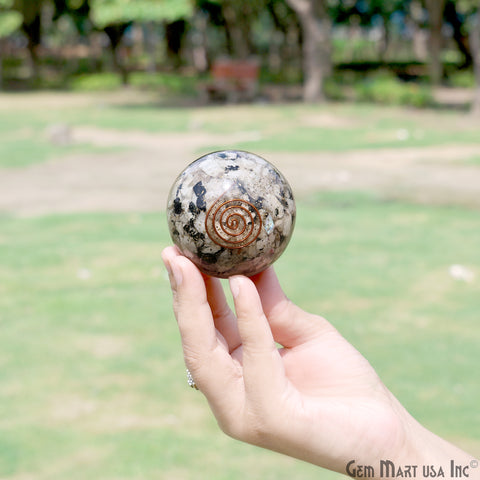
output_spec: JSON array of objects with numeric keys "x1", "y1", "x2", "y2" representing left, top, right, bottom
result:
[{"x1": 161, "y1": 248, "x2": 243, "y2": 419}]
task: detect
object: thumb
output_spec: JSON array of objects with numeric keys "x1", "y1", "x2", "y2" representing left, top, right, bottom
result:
[{"x1": 229, "y1": 275, "x2": 286, "y2": 404}]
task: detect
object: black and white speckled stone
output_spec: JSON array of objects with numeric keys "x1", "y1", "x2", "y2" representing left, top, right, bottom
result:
[{"x1": 166, "y1": 150, "x2": 296, "y2": 278}]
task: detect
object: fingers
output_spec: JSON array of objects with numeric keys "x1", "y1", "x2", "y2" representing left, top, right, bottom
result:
[
  {"x1": 162, "y1": 246, "x2": 218, "y2": 357},
  {"x1": 161, "y1": 247, "x2": 242, "y2": 417},
  {"x1": 204, "y1": 275, "x2": 242, "y2": 353},
  {"x1": 251, "y1": 267, "x2": 336, "y2": 348},
  {"x1": 162, "y1": 249, "x2": 293, "y2": 441},
  {"x1": 229, "y1": 275, "x2": 287, "y2": 406}
]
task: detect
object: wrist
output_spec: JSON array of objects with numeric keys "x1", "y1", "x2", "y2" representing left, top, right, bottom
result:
[
  {"x1": 391, "y1": 409, "x2": 479, "y2": 480},
  {"x1": 344, "y1": 393, "x2": 479, "y2": 480}
]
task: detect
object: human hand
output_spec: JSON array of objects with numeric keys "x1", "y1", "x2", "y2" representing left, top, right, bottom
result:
[{"x1": 161, "y1": 246, "x2": 478, "y2": 477}]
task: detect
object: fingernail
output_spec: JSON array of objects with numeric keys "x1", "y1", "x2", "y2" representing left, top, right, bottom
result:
[
  {"x1": 163, "y1": 257, "x2": 182, "y2": 290},
  {"x1": 229, "y1": 276, "x2": 241, "y2": 299}
]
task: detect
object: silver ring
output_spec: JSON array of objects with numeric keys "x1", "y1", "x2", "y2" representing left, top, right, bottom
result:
[{"x1": 186, "y1": 368, "x2": 199, "y2": 390}]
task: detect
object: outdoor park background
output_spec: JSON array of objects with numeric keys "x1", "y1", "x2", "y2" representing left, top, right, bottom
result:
[{"x1": 0, "y1": 0, "x2": 480, "y2": 479}]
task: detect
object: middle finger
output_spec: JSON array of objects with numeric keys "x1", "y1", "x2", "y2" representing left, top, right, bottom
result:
[{"x1": 204, "y1": 275, "x2": 242, "y2": 353}]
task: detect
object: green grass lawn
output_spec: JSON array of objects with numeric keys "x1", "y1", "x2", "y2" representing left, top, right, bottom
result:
[
  {"x1": 2, "y1": 100, "x2": 480, "y2": 169},
  {"x1": 468, "y1": 155, "x2": 480, "y2": 166},
  {"x1": 0, "y1": 192, "x2": 479, "y2": 479},
  {"x1": 1, "y1": 93, "x2": 479, "y2": 478}
]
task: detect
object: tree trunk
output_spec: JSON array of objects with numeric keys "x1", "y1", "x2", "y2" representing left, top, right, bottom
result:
[
  {"x1": 267, "y1": 0, "x2": 302, "y2": 78},
  {"x1": 104, "y1": 24, "x2": 130, "y2": 85},
  {"x1": 16, "y1": 0, "x2": 43, "y2": 82},
  {"x1": 165, "y1": 19, "x2": 187, "y2": 69},
  {"x1": 408, "y1": 0, "x2": 428, "y2": 61},
  {"x1": 222, "y1": 2, "x2": 251, "y2": 59},
  {"x1": 0, "y1": 38, "x2": 3, "y2": 90},
  {"x1": 378, "y1": 19, "x2": 390, "y2": 62},
  {"x1": 191, "y1": 11, "x2": 208, "y2": 73},
  {"x1": 444, "y1": 0, "x2": 472, "y2": 68},
  {"x1": 470, "y1": 10, "x2": 480, "y2": 115},
  {"x1": 425, "y1": 0, "x2": 446, "y2": 84},
  {"x1": 143, "y1": 22, "x2": 157, "y2": 73},
  {"x1": 287, "y1": 0, "x2": 331, "y2": 102}
]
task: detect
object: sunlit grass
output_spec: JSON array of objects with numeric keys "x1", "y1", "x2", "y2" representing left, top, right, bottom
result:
[
  {"x1": 1, "y1": 92, "x2": 479, "y2": 476},
  {"x1": 0, "y1": 192, "x2": 479, "y2": 478},
  {"x1": 467, "y1": 155, "x2": 480, "y2": 166},
  {"x1": 1, "y1": 100, "x2": 480, "y2": 168}
]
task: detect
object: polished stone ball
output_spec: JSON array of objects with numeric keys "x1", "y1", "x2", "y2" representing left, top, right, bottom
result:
[{"x1": 166, "y1": 150, "x2": 296, "y2": 278}]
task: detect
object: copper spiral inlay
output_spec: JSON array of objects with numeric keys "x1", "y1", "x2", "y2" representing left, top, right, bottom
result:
[{"x1": 206, "y1": 198, "x2": 262, "y2": 249}]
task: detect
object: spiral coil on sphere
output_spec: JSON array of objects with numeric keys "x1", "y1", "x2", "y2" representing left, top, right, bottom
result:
[
  {"x1": 166, "y1": 150, "x2": 295, "y2": 277},
  {"x1": 206, "y1": 198, "x2": 262, "y2": 249}
]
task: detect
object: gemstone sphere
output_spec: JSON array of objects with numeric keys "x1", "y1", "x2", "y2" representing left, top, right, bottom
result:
[{"x1": 166, "y1": 150, "x2": 296, "y2": 278}]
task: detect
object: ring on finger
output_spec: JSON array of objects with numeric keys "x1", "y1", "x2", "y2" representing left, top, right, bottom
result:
[{"x1": 186, "y1": 368, "x2": 199, "y2": 390}]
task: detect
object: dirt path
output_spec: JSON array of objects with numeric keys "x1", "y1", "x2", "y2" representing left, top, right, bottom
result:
[{"x1": 1, "y1": 125, "x2": 480, "y2": 216}]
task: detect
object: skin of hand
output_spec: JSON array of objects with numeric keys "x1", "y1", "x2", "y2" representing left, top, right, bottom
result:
[{"x1": 162, "y1": 246, "x2": 478, "y2": 478}]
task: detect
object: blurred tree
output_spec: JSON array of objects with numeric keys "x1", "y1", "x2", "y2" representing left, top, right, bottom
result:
[
  {"x1": 407, "y1": 0, "x2": 429, "y2": 61},
  {"x1": 363, "y1": 0, "x2": 409, "y2": 60},
  {"x1": 227, "y1": 0, "x2": 269, "y2": 58},
  {"x1": 471, "y1": 7, "x2": 480, "y2": 114},
  {"x1": 0, "y1": 0, "x2": 22, "y2": 88},
  {"x1": 188, "y1": 5, "x2": 209, "y2": 72},
  {"x1": 52, "y1": 0, "x2": 91, "y2": 35},
  {"x1": 90, "y1": 0, "x2": 193, "y2": 83},
  {"x1": 13, "y1": 0, "x2": 43, "y2": 80},
  {"x1": 0, "y1": 0, "x2": 22, "y2": 36},
  {"x1": 165, "y1": 18, "x2": 187, "y2": 67},
  {"x1": 265, "y1": 0, "x2": 301, "y2": 77},
  {"x1": 286, "y1": 0, "x2": 331, "y2": 102},
  {"x1": 456, "y1": 0, "x2": 480, "y2": 114},
  {"x1": 331, "y1": 0, "x2": 411, "y2": 61},
  {"x1": 194, "y1": 0, "x2": 225, "y2": 67},
  {"x1": 198, "y1": 0, "x2": 266, "y2": 59},
  {"x1": 444, "y1": 0, "x2": 472, "y2": 68},
  {"x1": 425, "y1": 0, "x2": 447, "y2": 83}
]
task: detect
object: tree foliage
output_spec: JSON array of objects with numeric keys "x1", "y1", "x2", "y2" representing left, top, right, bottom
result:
[
  {"x1": 287, "y1": 0, "x2": 331, "y2": 101},
  {"x1": 454, "y1": 0, "x2": 480, "y2": 113},
  {"x1": 52, "y1": 0, "x2": 91, "y2": 34},
  {"x1": 331, "y1": 0, "x2": 410, "y2": 25},
  {"x1": 90, "y1": 0, "x2": 192, "y2": 28},
  {"x1": 0, "y1": 0, "x2": 22, "y2": 90},
  {"x1": 87, "y1": 0, "x2": 193, "y2": 84},
  {"x1": 0, "y1": 0, "x2": 479, "y2": 108},
  {"x1": 0, "y1": 0, "x2": 22, "y2": 39}
]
